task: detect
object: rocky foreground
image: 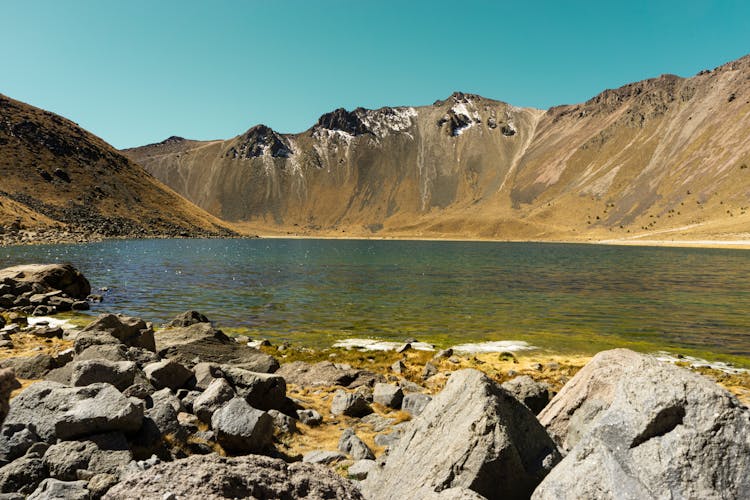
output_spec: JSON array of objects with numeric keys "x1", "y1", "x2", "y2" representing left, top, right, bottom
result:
[{"x1": 0, "y1": 264, "x2": 749, "y2": 499}]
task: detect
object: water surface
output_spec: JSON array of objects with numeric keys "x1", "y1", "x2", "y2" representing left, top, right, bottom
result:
[{"x1": 2, "y1": 238, "x2": 749, "y2": 365}]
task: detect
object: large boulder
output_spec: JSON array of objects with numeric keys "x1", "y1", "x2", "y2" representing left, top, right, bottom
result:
[
  {"x1": 219, "y1": 366, "x2": 286, "y2": 411},
  {"x1": 362, "y1": 369, "x2": 561, "y2": 500},
  {"x1": 70, "y1": 359, "x2": 137, "y2": 391},
  {"x1": 28, "y1": 478, "x2": 90, "y2": 500},
  {"x1": 3, "y1": 381, "x2": 143, "y2": 442},
  {"x1": 76, "y1": 314, "x2": 155, "y2": 352},
  {"x1": 0, "y1": 264, "x2": 90, "y2": 299},
  {"x1": 533, "y1": 349, "x2": 750, "y2": 499},
  {"x1": 103, "y1": 453, "x2": 364, "y2": 499},
  {"x1": 0, "y1": 354, "x2": 64, "y2": 380},
  {"x1": 0, "y1": 369, "x2": 20, "y2": 424},
  {"x1": 43, "y1": 432, "x2": 132, "y2": 480},
  {"x1": 211, "y1": 398, "x2": 273, "y2": 453},
  {"x1": 0, "y1": 455, "x2": 46, "y2": 494},
  {"x1": 165, "y1": 310, "x2": 209, "y2": 328},
  {"x1": 331, "y1": 390, "x2": 372, "y2": 417},
  {"x1": 143, "y1": 359, "x2": 193, "y2": 391},
  {"x1": 155, "y1": 323, "x2": 279, "y2": 371},
  {"x1": 339, "y1": 428, "x2": 374, "y2": 460},
  {"x1": 193, "y1": 377, "x2": 235, "y2": 424}
]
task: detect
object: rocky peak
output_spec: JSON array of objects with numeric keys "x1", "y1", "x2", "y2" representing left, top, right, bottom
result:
[
  {"x1": 313, "y1": 108, "x2": 370, "y2": 136},
  {"x1": 158, "y1": 136, "x2": 186, "y2": 145},
  {"x1": 228, "y1": 125, "x2": 291, "y2": 159}
]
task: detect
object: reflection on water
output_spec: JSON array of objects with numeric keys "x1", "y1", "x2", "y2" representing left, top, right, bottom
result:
[{"x1": 2, "y1": 238, "x2": 750, "y2": 362}]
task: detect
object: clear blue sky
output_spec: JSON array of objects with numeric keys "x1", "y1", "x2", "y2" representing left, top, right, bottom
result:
[{"x1": 2, "y1": 0, "x2": 748, "y2": 149}]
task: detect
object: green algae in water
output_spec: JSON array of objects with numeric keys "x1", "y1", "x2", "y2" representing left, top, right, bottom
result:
[{"x1": 3, "y1": 239, "x2": 750, "y2": 368}]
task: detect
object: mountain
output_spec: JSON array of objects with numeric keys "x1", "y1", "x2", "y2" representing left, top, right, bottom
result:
[
  {"x1": 0, "y1": 94, "x2": 233, "y2": 240},
  {"x1": 125, "y1": 55, "x2": 750, "y2": 242}
]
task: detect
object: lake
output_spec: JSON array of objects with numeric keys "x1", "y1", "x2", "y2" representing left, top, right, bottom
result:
[{"x1": 2, "y1": 238, "x2": 749, "y2": 366}]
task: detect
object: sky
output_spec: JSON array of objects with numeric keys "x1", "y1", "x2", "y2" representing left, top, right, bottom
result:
[{"x1": 2, "y1": 0, "x2": 749, "y2": 149}]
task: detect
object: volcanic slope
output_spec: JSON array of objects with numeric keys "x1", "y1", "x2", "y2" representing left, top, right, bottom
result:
[
  {"x1": 0, "y1": 94, "x2": 233, "y2": 238},
  {"x1": 126, "y1": 54, "x2": 750, "y2": 242}
]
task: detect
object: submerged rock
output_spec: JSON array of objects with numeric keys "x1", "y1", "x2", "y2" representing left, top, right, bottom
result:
[
  {"x1": 362, "y1": 369, "x2": 560, "y2": 500},
  {"x1": 533, "y1": 349, "x2": 750, "y2": 499},
  {"x1": 104, "y1": 453, "x2": 363, "y2": 499}
]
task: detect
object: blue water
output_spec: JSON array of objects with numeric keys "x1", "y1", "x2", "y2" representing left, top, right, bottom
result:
[{"x1": 2, "y1": 238, "x2": 750, "y2": 362}]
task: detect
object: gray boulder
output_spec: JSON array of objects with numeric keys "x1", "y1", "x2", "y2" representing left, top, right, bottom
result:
[
  {"x1": 373, "y1": 383, "x2": 403, "y2": 409},
  {"x1": 103, "y1": 453, "x2": 363, "y2": 499},
  {"x1": 0, "y1": 424, "x2": 39, "y2": 465},
  {"x1": 533, "y1": 349, "x2": 750, "y2": 500},
  {"x1": 0, "y1": 456, "x2": 46, "y2": 494},
  {"x1": 277, "y1": 361, "x2": 383, "y2": 388},
  {"x1": 4, "y1": 381, "x2": 143, "y2": 442},
  {"x1": 28, "y1": 479, "x2": 90, "y2": 500},
  {"x1": 78, "y1": 314, "x2": 155, "y2": 352},
  {"x1": 193, "y1": 377, "x2": 235, "y2": 424},
  {"x1": 267, "y1": 409, "x2": 298, "y2": 434},
  {"x1": 362, "y1": 369, "x2": 561, "y2": 500},
  {"x1": 211, "y1": 398, "x2": 273, "y2": 453},
  {"x1": 165, "y1": 310, "x2": 210, "y2": 328},
  {"x1": 0, "y1": 354, "x2": 60, "y2": 379},
  {"x1": 401, "y1": 393, "x2": 432, "y2": 416},
  {"x1": 143, "y1": 359, "x2": 193, "y2": 391},
  {"x1": 43, "y1": 432, "x2": 131, "y2": 480},
  {"x1": 220, "y1": 366, "x2": 286, "y2": 411},
  {"x1": 155, "y1": 323, "x2": 279, "y2": 371},
  {"x1": 0, "y1": 264, "x2": 90, "y2": 299},
  {"x1": 331, "y1": 390, "x2": 372, "y2": 417},
  {"x1": 145, "y1": 389, "x2": 184, "y2": 439},
  {"x1": 501, "y1": 375, "x2": 550, "y2": 414},
  {"x1": 296, "y1": 408, "x2": 323, "y2": 426},
  {"x1": 338, "y1": 428, "x2": 374, "y2": 460},
  {"x1": 70, "y1": 359, "x2": 137, "y2": 391}
]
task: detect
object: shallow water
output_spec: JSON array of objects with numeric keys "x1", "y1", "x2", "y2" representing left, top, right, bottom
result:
[{"x1": 2, "y1": 238, "x2": 750, "y2": 365}]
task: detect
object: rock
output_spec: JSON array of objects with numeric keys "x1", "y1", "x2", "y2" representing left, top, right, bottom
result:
[
  {"x1": 4, "y1": 381, "x2": 143, "y2": 442},
  {"x1": 122, "y1": 383, "x2": 153, "y2": 399},
  {"x1": 374, "y1": 427, "x2": 405, "y2": 449},
  {"x1": 193, "y1": 377, "x2": 235, "y2": 424},
  {"x1": 331, "y1": 390, "x2": 372, "y2": 417},
  {"x1": 501, "y1": 376, "x2": 550, "y2": 414},
  {"x1": 0, "y1": 456, "x2": 46, "y2": 494},
  {"x1": 396, "y1": 343, "x2": 411, "y2": 353},
  {"x1": 43, "y1": 432, "x2": 131, "y2": 480},
  {"x1": 143, "y1": 359, "x2": 194, "y2": 391},
  {"x1": 103, "y1": 453, "x2": 363, "y2": 499},
  {"x1": 268, "y1": 409, "x2": 298, "y2": 434},
  {"x1": 211, "y1": 398, "x2": 273, "y2": 453},
  {"x1": 338, "y1": 428, "x2": 374, "y2": 460},
  {"x1": 373, "y1": 383, "x2": 403, "y2": 409},
  {"x1": 361, "y1": 413, "x2": 395, "y2": 432},
  {"x1": 277, "y1": 361, "x2": 380, "y2": 388},
  {"x1": 219, "y1": 366, "x2": 286, "y2": 411},
  {"x1": 348, "y1": 459, "x2": 377, "y2": 480},
  {"x1": 145, "y1": 389, "x2": 184, "y2": 438},
  {"x1": 302, "y1": 450, "x2": 348, "y2": 465},
  {"x1": 362, "y1": 369, "x2": 561, "y2": 500},
  {"x1": 70, "y1": 359, "x2": 137, "y2": 391},
  {"x1": 401, "y1": 393, "x2": 432, "y2": 416},
  {"x1": 0, "y1": 354, "x2": 60, "y2": 379},
  {"x1": 165, "y1": 310, "x2": 210, "y2": 328},
  {"x1": 156, "y1": 323, "x2": 279, "y2": 371},
  {"x1": 533, "y1": 349, "x2": 750, "y2": 499},
  {"x1": 79, "y1": 314, "x2": 155, "y2": 352},
  {"x1": 88, "y1": 472, "x2": 119, "y2": 498},
  {"x1": 390, "y1": 360, "x2": 406, "y2": 374},
  {"x1": 0, "y1": 264, "x2": 90, "y2": 299},
  {"x1": 0, "y1": 370, "x2": 19, "y2": 424},
  {"x1": 433, "y1": 348, "x2": 454, "y2": 360},
  {"x1": 31, "y1": 325, "x2": 63, "y2": 338},
  {"x1": 28, "y1": 478, "x2": 89, "y2": 500},
  {"x1": 192, "y1": 362, "x2": 219, "y2": 390},
  {"x1": 0, "y1": 424, "x2": 39, "y2": 465},
  {"x1": 296, "y1": 408, "x2": 323, "y2": 426}
]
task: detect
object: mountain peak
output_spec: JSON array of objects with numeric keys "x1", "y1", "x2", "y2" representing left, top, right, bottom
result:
[
  {"x1": 228, "y1": 124, "x2": 290, "y2": 159},
  {"x1": 313, "y1": 108, "x2": 370, "y2": 136}
]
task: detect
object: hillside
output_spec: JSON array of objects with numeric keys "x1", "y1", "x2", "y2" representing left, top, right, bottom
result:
[
  {"x1": 126, "y1": 55, "x2": 750, "y2": 242},
  {"x1": 0, "y1": 94, "x2": 234, "y2": 241}
]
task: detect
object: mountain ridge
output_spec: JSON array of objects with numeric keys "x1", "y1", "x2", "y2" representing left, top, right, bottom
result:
[{"x1": 124, "y1": 52, "x2": 750, "y2": 242}]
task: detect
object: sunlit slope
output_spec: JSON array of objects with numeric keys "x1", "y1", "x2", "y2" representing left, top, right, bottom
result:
[
  {"x1": 127, "y1": 54, "x2": 750, "y2": 241},
  {"x1": 0, "y1": 94, "x2": 233, "y2": 237}
]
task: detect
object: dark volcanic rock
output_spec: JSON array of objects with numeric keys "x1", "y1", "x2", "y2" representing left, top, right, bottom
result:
[
  {"x1": 0, "y1": 264, "x2": 90, "y2": 299},
  {"x1": 0, "y1": 354, "x2": 64, "y2": 380},
  {"x1": 70, "y1": 359, "x2": 137, "y2": 391},
  {"x1": 43, "y1": 432, "x2": 131, "y2": 480},
  {"x1": 77, "y1": 314, "x2": 155, "y2": 352},
  {"x1": 103, "y1": 453, "x2": 364, "y2": 499},
  {"x1": 193, "y1": 377, "x2": 235, "y2": 424},
  {"x1": 314, "y1": 108, "x2": 370, "y2": 136},
  {"x1": 219, "y1": 366, "x2": 286, "y2": 411},
  {"x1": 362, "y1": 369, "x2": 561, "y2": 500},
  {"x1": 164, "y1": 310, "x2": 210, "y2": 328},
  {"x1": 228, "y1": 125, "x2": 291, "y2": 159},
  {"x1": 331, "y1": 390, "x2": 372, "y2": 418},
  {"x1": 27, "y1": 478, "x2": 90, "y2": 500},
  {"x1": 155, "y1": 323, "x2": 279, "y2": 371},
  {"x1": 0, "y1": 456, "x2": 46, "y2": 494},
  {"x1": 0, "y1": 370, "x2": 20, "y2": 425},
  {"x1": 533, "y1": 349, "x2": 750, "y2": 499},
  {"x1": 143, "y1": 359, "x2": 194, "y2": 391}
]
